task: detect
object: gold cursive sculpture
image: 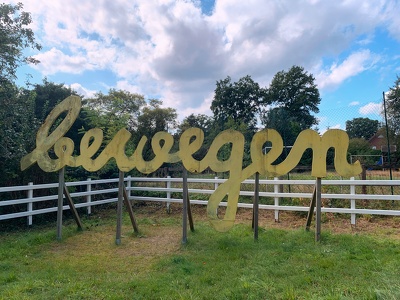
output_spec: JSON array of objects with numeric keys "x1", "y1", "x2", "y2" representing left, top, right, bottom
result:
[{"x1": 21, "y1": 96, "x2": 361, "y2": 231}]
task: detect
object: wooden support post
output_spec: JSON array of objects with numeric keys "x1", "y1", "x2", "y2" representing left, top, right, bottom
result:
[
  {"x1": 305, "y1": 178, "x2": 322, "y2": 242},
  {"x1": 182, "y1": 168, "x2": 188, "y2": 244},
  {"x1": 315, "y1": 177, "x2": 322, "y2": 242},
  {"x1": 305, "y1": 186, "x2": 317, "y2": 231},
  {"x1": 184, "y1": 172, "x2": 194, "y2": 233},
  {"x1": 123, "y1": 186, "x2": 139, "y2": 233},
  {"x1": 252, "y1": 172, "x2": 259, "y2": 240},
  {"x1": 116, "y1": 171, "x2": 124, "y2": 245},
  {"x1": 57, "y1": 167, "x2": 65, "y2": 241},
  {"x1": 63, "y1": 185, "x2": 83, "y2": 230}
]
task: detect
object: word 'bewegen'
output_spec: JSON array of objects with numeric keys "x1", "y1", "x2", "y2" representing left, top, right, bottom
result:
[{"x1": 21, "y1": 96, "x2": 361, "y2": 231}]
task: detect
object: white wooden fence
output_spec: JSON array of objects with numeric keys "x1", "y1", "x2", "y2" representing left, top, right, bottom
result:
[{"x1": 1, "y1": 176, "x2": 400, "y2": 227}]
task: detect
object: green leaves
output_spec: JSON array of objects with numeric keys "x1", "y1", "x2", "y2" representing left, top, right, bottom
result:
[
  {"x1": 386, "y1": 75, "x2": 400, "y2": 135},
  {"x1": 266, "y1": 65, "x2": 320, "y2": 129},
  {"x1": 211, "y1": 75, "x2": 267, "y2": 129},
  {"x1": 345, "y1": 117, "x2": 379, "y2": 140},
  {"x1": 0, "y1": 3, "x2": 41, "y2": 83}
]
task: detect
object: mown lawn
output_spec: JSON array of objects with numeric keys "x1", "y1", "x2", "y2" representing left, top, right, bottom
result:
[{"x1": 1, "y1": 207, "x2": 400, "y2": 300}]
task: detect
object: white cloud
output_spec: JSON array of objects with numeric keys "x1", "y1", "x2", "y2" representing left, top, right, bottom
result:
[
  {"x1": 330, "y1": 124, "x2": 342, "y2": 130},
  {"x1": 359, "y1": 102, "x2": 382, "y2": 115},
  {"x1": 320, "y1": 123, "x2": 341, "y2": 135},
  {"x1": 349, "y1": 101, "x2": 360, "y2": 106},
  {"x1": 68, "y1": 83, "x2": 96, "y2": 99},
  {"x1": 316, "y1": 50, "x2": 380, "y2": 90},
  {"x1": 32, "y1": 48, "x2": 94, "y2": 75},
  {"x1": 115, "y1": 80, "x2": 142, "y2": 95},
  {"x1": 8, "y1": 0, "x2": 399, "y2": 120}
]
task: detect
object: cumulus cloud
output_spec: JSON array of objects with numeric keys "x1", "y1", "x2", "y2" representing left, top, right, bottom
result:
[
  {"x1": 349, "y1": 101, "x2": 360, "y2": 106},
  {"x1": 68, "y1": 83, "x2": 96, "y2": 98},
  {"x1": 32, "y1": 48, "x2": 92, "y2": 74},
  {"x1": 359, "y1": 102, "x2": 382, "y2": 115},
  {"x1": 9, "y1": 0, "x2": 400, "y2": 119},
  {"x1": 316, "y1": 50, "x2": 380, "y2": 90}
]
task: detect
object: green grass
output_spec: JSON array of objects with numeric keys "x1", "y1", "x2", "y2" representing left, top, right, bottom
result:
[{"x1": 1, "y1": 210, "x2": 400, "y2": 299}]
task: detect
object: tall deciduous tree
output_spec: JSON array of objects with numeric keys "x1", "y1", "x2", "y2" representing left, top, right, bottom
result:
[
  {"x1": 261, "y1": 66, "x2": 320, "y2": 165},
  {"x1": 137, "y1": 99, "x2": 177, "y2": 137},
  {"x1": 211, "y1": 75, "x2": 267, "y2": 129},
  {"x1": 136, "y1": 99, "x2": 177, "y2": 162},
  {"x1": 33, "y1": 78, "x2": 78, "y2": 122},
  {"x1": 264, "y1": 65, "x2": 320, "y2": 130},
  {"x1": 385, "y1": 75, "x2": 400, "y2": 164},
  {"x1": 0, "y1": 2, "x2": 41, "y2": 83},
  {"x1": 85, "y1": 89, "x2": 146, "y2": 141},
  {"x1": 345, "y1": 117, "x2": 379, "y2": 140},
  {"x1": 178, "y1": 113, "x2": 213, "y2": 134},
  {"x1": 386, "y1": 75, "x2": 400, "y2": 135},
  {"x1": 0, "y1": 82, "x2": 37, "y2": 186}
]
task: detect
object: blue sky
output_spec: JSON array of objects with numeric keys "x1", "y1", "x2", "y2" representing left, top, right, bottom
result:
[{"x1": 10, "y1": 0, "x2": 400, "y2": 132}]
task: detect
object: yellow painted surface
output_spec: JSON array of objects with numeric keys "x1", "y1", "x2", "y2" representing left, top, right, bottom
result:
[{"x1": 21, "y1": 96, "x2": 362, "y2": 231}]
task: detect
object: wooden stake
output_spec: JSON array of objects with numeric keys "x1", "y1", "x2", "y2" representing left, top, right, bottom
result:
[
  {"x1": 116, "y1": 171, "x2": 124, "y2": 245},
  {"x1": 315, "y1": 177, "x2": 322, "y2": 242},
  {"x1": 305, "y1": 178, "x2": 322, "y2": 242},
  {"x1": 305, "y1": 186, "x2": 317, "y2": 231},
  {"x1": 252, "y1": 172, "x2": 259, "y2": 240},
  {"x1": 123, "y1": 186, "x2": 139, "y2": 233},
  {"x1": 57, "y1": 167, "x2": 65, "y2": 241},
  {"x1": 63, "y1": 185, "x2": 83, "y2": 230},
  {"x1": 182, "y1": 168, "x2": 188, "y2": 244}
]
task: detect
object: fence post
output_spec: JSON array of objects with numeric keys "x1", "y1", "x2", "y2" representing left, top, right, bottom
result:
[
  {"x1": 350, "y1": 176, "x2": 356, "y2": 225},
  {"x1": 214, "y1": 176, "x2": 219, "y2": 190},
  {"x1": 166, "y1": 176, "x2": 171, "y2": 213},
  {"x1": 27, "y1": 182, "x2": 33, "y2": 226},
  {"x1": 86, "y1": 178, "x2": 92, "y2": 215},
  {"x1": 274, "y1": 177, "x2": 280, "y2": 222}
]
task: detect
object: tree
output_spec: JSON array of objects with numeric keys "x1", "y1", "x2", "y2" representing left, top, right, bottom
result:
[
  {"x1": 85, "y1": 89, "x2": 146, "y2": 135},
  {"x1": 263, "y1": 107, "x2": 301, "y2": 147},
  {"x1": 0, "y1": 3, "x2": 41, "y2": 83},
  {"x1": 136, "y1": 99, "x2": 177, "y2": 163},
  {"x1": 33, "y1": 78, "x2": 79, "y2": 122},
  {"x1": 264, "y1": 65, "x2": 320, "y2": 130},
  {"x1": 345, "y1": 117, "x2": 379, "y2": 140},
  {"x1": 178, "y1": 113, "x2": 213, "y2": 134},
  {"x1": 0, "y1": 81, "x2": 37, "y2": 186},
  {"x1": 211, "y1": 75, "x2": 267, "y2": 128},
  {"x1": 386, "y1": 75, "x2": 400, "y2": 135},
  {"x1": 347, "y1": 138, "x2": 381, "y2": 166},
  {"x1": 261, "y1": 66, "x2": 320, "y2": 166},
  {"x1": 137, "y1": 99, "x2": 177, "y2": 137}
]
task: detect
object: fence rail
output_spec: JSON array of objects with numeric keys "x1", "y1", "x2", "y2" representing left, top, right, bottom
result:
[{"x1": 1, "y1": 176, "x2": 400, "y2": 227}]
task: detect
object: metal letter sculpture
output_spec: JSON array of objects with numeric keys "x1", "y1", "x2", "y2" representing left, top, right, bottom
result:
[{"x1": 21, "y1": 96, "x2": 362, "y2": 232}]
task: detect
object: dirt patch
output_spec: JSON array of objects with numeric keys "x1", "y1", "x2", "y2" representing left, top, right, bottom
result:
[{"x1": 133, "y1": 203, "x2": 400, "y2": 239}]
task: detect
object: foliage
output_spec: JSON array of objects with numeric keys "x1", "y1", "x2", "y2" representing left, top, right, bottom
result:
[
  {"x1": 0, "y1": 2, "x2": 41, "y2": 83},
  {"x1": 347, "y1": 138, "x2": 381, "y2": 165},
  {"x1": 263, "y1": 65, "x2": 320, "y2": 130},
  {"x1": 385, "y1": 75, "x2": 400, "y2": 164},
  {"x1": 0, "y1": 81, "x2": 37, "y2": 186},
  {"x1": 262, "y1": 66, "x2": 321, "y2": 165},
  {"x1": 211, "y1": 75, "x2": 267, "y2": 129},
  {"x1": 178, "y1": 114, "x2": 214, "y2": 161},
  {"x1": 263, "y1": 107, "x2": 301, "y2": 147},
  {"x1": 386, "y1": 75, "x2": 400, "y2": 134},
  {"x1": 32, "y1": 78, "x2": 78, "y2": 123},
  {"x1": 178, "y1": 113, "x2": 213, "y2": 135},
  {"x1": 346, "y1": 117, "x2": 379, "y2": 140},
  {"x1": 136, "y1": 99, "x2": 177, "y2": 137},
  {"x1": 136, "y1": 99, "x2": 178, "y2": 162},
  {"x1": 84, "y1": 89, "x2": 146, "y2": 135}
]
